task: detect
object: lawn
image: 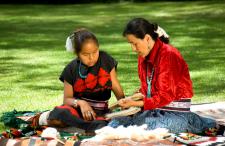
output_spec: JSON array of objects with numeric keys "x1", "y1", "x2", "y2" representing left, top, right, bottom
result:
[{"x1": 0, "y1": 1, "x2": 225, "y2": 132}]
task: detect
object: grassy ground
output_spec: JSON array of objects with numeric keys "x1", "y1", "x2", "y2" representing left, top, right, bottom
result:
[{"x1": 0, "y1": 1, "x2": 225, "y2": 132}]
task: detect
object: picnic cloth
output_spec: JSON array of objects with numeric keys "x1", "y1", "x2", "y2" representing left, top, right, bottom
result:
[{"x1": 0, "y1": 102, "x2": 225, "y2": 146}]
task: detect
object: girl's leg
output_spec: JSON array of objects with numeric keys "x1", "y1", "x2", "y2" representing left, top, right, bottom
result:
[{"x1": 48, "y1": 105, "x2": 108, "y2": 132}]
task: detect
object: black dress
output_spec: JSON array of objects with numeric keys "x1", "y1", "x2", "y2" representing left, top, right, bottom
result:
[{"x1": 48, "y1": 51, "x2": 117, "y2": 131}]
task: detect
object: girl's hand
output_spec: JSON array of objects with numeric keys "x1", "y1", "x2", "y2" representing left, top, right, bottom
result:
[{"x1": 77, "y1": 100, "x2": 96, "y2": 121}]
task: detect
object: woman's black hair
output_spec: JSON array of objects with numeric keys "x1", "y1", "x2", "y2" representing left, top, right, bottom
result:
[
  {"x1": 72, "y1": 28, "x2": 99, "y2": 54},
  {"x1": 123, "y1": 18, "x2": 169, "y2": 44}
]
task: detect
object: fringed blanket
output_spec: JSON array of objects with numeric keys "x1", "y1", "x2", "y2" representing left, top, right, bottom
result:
[{"x1": 0, "y1": 137, "x2": 75, "y2": 146}]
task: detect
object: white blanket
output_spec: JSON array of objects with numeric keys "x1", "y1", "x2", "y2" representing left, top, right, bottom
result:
[{"x1": 191, "y1": 102, "x2": 225, "y2": 125}]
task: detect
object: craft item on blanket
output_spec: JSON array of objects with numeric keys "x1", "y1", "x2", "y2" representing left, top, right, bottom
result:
[
  {"x1": 169, "y1": 132, "x2": 225, "y2": 145},
  {"x1": 204, "y1": 127, "x2": 218, "y2": 136},
  {"x1": 84, "y1": 124, "x2": 170, "y2": 142},
  {"x1": 203, "y1": 125, "x2": 225, "y2": 137},
  {"x1": 170, "y1": 133, "x2": 210, "y2": 144},
  {"x1": 41, "y1": 127, "x2": 60, "y2": 139},
  {"x1": 105, "y1": 93, "x2": 143, "y2": 119},
  {"x1": 41, "y1": 127, "x2": 65, "y2": 145},
  {"x1": 105, "y1": 107, "x2": 141, "y2": 119}
]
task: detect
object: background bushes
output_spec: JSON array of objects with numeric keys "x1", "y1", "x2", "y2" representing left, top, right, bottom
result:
[{"x1": 0, "y1": 0, "x2": 220, "y2": 4}]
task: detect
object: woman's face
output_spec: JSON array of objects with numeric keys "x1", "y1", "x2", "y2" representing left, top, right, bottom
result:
[
  {"x1": 126, "y1": 34, "x2": 154, "y2": 58},
  {"x1": 78, "y1": 39, "x2": 99, "y2": 67}
]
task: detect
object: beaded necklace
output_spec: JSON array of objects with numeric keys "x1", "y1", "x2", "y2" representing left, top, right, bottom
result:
[
  {"x1": 146, "y1": 66, "x2": 154, "y2": 98},
  {"x1": 79, "y1": 62, "x2": 88, "y2": 79}
]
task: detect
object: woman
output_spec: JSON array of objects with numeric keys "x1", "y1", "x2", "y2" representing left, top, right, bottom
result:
[
  {"x1": 45, "y1": 28, "x2": 125, "y2": 132},
  {"x1": 108, "y1": 18, "x2": 217, "y2": 134}
]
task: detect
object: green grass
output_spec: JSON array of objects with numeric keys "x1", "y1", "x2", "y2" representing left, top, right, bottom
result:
[{"x1": 0, "y1": 1, "x2": 225, "y2": 132}]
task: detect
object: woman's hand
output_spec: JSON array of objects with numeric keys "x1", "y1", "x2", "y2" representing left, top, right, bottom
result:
[
  {"x1": 77, "y1": 100, "x2": 96, "y2": 121},
  {"x1": 118, "y1": 98, "x2": 135, "y2": 109},
  {"x1": 118, "y1": 93, "x2": 145, "y2": 109},
  {"x1": 128, "y1": 93, "x2": 144, "y2": 100}
]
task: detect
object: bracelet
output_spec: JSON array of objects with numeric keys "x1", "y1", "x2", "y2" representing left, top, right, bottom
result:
[{"x1": 72, "y1": 99, "x2": 79, "y2": 108}]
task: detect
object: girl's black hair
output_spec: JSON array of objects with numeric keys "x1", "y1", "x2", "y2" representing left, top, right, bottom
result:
[
  {"x1": 123, "y1": 18, "x2": 169, "y2": 44},
  {"x1": 72, "y1": 28, "x2": 99, "y2": 54}
]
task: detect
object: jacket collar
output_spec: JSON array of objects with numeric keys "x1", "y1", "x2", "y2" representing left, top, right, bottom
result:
[{"x1": 139, "y1": 38, "x2": 162, "y2": 65}]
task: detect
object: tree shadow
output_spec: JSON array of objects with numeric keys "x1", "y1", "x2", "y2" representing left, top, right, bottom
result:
[{"x1": 0, "y1": 1, "x2": 224, "y2": 102}]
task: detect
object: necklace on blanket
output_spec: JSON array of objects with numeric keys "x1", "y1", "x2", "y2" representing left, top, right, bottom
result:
[{"x1": 79, "y1": 61, "x2": 88, "y2": 79}]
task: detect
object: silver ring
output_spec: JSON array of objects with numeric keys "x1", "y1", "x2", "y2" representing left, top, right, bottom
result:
[{"x1": 87, "y1": 111, "x2": 92, "y2": 115}]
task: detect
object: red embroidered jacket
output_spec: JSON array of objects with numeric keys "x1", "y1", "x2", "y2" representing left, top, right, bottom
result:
[{"x1": 138, "y1": 39, "x2": 193, "y2": 111}]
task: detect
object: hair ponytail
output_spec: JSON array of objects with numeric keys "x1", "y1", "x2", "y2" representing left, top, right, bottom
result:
[
  {"x1": 153, "y1": 24, "x2": 169, "y2": 44},
  {"x1": 123, "y1": 18, "x2": 169, "y2": 44}
]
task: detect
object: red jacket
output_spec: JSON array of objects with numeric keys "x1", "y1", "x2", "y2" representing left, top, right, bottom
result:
[{"x1": 138, "y1": 39, "x2": 193, "y2": 110}]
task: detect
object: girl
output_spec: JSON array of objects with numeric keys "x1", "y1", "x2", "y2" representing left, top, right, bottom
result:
[{"x1": 46, "y1": 28, "x2": 125, "y2": 132}]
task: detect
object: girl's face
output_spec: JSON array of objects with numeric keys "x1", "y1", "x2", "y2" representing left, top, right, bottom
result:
[
  {"x1": 78, "y1": 40, "x2": 99, "y2": 67},
  {"x1": 126, "y1": 34, "x2": 154, "y2": 58}
]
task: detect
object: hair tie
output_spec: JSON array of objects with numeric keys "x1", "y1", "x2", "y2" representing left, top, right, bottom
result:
[
  {"x1": 154, "y1": 26, "x2": 169, "y2": 38},
  {"x1": 65, "y1": 34, "x2": 74, "y2": 52}
]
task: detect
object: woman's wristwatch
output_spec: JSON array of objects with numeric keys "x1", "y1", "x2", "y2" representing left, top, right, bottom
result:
[{"x1": 72, "y1": 99, "x2": 79, "y2": 108}]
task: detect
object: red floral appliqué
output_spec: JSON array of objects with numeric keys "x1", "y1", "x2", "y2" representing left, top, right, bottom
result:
[
  {"x1": 73, "y1": 68, "x2": 111, "y2": 93},
  {"x1": 73, "y1": 79, "x2": 86, "y2": 92},
  {"x1": 98, "y1": 68, "x2": 111, "y2": 86},
  {"x1": 85, "y1": 73, "x2": 98, "y2": 89}
]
